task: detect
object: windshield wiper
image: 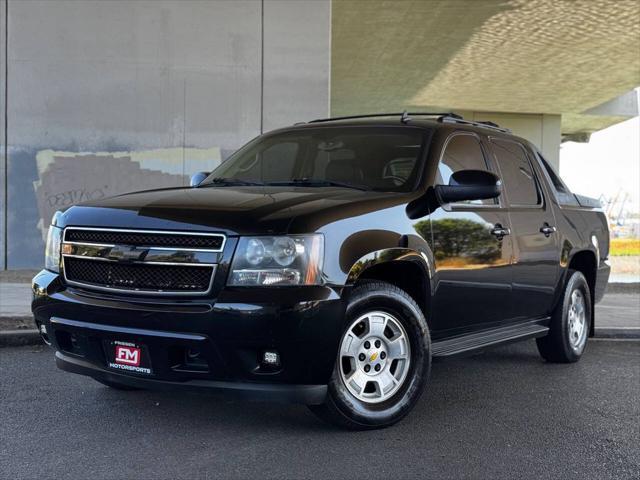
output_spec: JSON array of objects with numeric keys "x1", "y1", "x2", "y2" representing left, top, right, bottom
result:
[
  {"x1": 201, "y1": 177, "x2": 264, "y2": 187},
  {"x1": 266, "y1": 178, "x2": 371, "y2": 191}
]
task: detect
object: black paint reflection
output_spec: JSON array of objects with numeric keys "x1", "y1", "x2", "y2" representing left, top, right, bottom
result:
[{"x1": 417, "y1": 218, "x2": 501, "y2": 268}]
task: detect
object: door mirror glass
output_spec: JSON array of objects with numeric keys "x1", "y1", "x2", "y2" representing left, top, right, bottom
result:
[
  {"x1": 435, "y1": 169, "x2": 502, "y2": 204},
  {"x1": 190, "y1": 172, "x2": 210, "y2": 187}
]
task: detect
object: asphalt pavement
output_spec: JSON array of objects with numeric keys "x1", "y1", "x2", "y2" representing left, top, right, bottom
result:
[
  {"x1": 595, "y1": 293, "x2": 640, "y2": 330},
  {"x1": 1, "y1": 340, "x2": 638, "y2": 480}
]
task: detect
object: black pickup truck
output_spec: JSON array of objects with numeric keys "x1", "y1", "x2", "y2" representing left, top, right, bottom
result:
[{"x1": 32, "y1": 112, "x2": 610, "y2": 429}]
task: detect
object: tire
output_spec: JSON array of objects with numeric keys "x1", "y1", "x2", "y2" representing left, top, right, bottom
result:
[
  {"x1": 537, "y1": 270, "x2": 591, "y2": 363},
  {"x1": 309, "y1": 281, "x2": 431, "y2": 430},
  {"x1": 94, "y1": 378, "x2": 141, "y2": 391}
]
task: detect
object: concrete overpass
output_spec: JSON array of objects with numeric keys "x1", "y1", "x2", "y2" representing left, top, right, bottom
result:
[
  {"x1": 331, "y1": 0, "x2": 640, "y2": 166},
  {"x1": 1, "y1": 0, "x2": 639, "y2": 268}
]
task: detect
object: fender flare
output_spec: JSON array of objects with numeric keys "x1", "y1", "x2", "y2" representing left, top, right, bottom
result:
[{"x1": 345, "y1": 247, "x2": 435, "y2": 293}]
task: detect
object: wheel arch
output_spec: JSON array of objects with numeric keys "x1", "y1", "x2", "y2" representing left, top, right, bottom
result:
[
  {"x1": 346, "y1": 248, "x2": 434, "y2": 324},
  {"x1": 567, "y1": 249, "x2": 597, "y2": 336}
]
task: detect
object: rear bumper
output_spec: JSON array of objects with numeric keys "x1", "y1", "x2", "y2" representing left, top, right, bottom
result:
[{"x1": 32, "y1": 270, "x2": 346, "y2": 404}]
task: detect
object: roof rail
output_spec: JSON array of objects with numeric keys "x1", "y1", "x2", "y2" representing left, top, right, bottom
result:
[
  {"x1": 308, "y1": 111, "x2": 457, "y2": 124},
  {"x1": 305, "y1": 111, "x2": 512, "y2": 133},
  {"x1": 438, "y1": 115, "x2": 511, "y2": 133}
]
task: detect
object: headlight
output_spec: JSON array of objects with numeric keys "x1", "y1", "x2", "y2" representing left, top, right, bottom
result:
[
  {"x1": 228, "y1": 235, "x2": 323, "y2": 286},
  {"x1": 45, "y1": 226, "x2": 63, "y2": 272}
]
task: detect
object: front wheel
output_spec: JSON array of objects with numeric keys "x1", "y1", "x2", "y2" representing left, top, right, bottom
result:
[
  {"x1": 537, "y1": 270, "x2": 592, "y2": 363},
  {"x1": 309, "y1": 281, "x2": 431, "y2": 430}
]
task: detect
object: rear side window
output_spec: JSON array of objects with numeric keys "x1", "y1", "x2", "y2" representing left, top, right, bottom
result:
[
  {"x1": 536, "y1": 151, "x2": 579, "y2": 206},
  {"x1": 437, "y1": 133, "x2": 495, "y2": 205},
  {"x1": 490, "y1": 139, "x2": 540, "y2": 206}
]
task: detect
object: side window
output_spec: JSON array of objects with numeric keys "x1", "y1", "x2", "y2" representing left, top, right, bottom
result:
[
  {"x1": 490, "y1": 139, "x2": 540, "y2": 206},
  {"x1": 438, "y1": 134, "x2": 495, "y2": 205},
  {"x1": 536, "y1": 152, "x2": 579, "y2": 206}
]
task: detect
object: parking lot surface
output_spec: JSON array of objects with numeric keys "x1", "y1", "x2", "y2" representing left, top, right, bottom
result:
[{"x1": 1, "y1": 340, "x2": 638, "y2": 479}]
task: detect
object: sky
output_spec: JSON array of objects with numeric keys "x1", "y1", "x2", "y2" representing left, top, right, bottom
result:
[{"x1": 560, "y1": 115, "x2": 640, "y2": 217}]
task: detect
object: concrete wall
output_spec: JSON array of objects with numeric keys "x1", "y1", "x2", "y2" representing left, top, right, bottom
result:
[{"x1": 2, "y1": 0, "x2": 330, "y2": 269}]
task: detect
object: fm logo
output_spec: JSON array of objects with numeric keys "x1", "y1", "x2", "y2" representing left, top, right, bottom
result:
[{"x1": 115, "y1": 346, "x2": 141, "y2": 366}]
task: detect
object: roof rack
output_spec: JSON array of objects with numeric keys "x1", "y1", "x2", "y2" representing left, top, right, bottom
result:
[
  {"x1": 308, "y1": 111, "x2": 457, "y2": 124},
  {"x1": 438, "y1": 115, "x2": 511, "y2": 133},
  {"x1": 305, "y1": 111, "x2": 511, "y2": 133}
]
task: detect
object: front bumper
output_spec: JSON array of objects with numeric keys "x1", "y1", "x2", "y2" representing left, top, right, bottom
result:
[
  {"x1": 56, "y1": 349, "x2": 327, "y2": 404},
  {"x1": 32, "y1": 270, "x2": 347, "y2": 405}
]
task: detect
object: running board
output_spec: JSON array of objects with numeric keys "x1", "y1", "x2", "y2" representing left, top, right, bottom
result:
[{"x1": 432, "y1": 319, "x2": 550, "y2": 358}]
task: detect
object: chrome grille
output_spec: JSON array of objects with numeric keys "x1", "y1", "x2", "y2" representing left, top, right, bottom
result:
[
  {"x1": 62, "y1": 227, "x2": 224, "y2": 295},
  {"x1": 64, "y1": 227, "x2": 224, "y2": 251},
  {"x1": 65, "y1": 258, "x2": 213, "y2": 292}
]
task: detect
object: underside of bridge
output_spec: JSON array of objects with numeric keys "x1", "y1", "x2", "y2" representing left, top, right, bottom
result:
[{"x1": 331, "y1": 0, "x2": 640, "y2": 144}]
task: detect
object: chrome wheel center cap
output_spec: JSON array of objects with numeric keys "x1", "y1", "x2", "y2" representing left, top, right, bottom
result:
[{"x1": 356, "y1": 336, "x2": 388, "y2": 374}]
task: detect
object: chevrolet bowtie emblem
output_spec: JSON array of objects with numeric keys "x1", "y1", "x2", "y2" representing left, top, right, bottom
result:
[
  {"x1": 108, "y1": 245, "x2": 146, "y2": 263},
  {"x1": 369, "y1": 352, "x2": 378, "y2": 362}
]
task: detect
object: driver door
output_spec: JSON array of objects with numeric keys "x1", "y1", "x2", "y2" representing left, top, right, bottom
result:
[{"x1": 428, "y1": 132, "x2": 514, "y2": 335}]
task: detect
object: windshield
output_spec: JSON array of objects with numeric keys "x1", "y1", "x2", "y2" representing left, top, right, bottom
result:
[{"x1": 203, "y1": 126, "x2": 428, "y2": 192}]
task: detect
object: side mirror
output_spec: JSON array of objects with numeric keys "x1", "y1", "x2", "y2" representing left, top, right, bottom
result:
[
  {"x1": 435, "y1": 169, "x2": 501, "y2": 204},
  {"x1": 190, "y1": 172, "x2": 209, "y2": 187}
]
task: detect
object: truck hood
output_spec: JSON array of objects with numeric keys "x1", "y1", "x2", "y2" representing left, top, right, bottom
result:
[{"x1": 56, "y1": 185, "x2": 411, "y2": 236}]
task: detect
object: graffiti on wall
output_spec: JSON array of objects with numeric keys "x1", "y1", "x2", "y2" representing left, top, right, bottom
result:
[{"x1": 33, "y1": 148, "x2": 222, "y2": 238}]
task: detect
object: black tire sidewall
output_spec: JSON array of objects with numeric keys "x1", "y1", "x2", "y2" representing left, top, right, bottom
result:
[{"x1": 326, "y1": 282, "x2": 431, "y2": 428}]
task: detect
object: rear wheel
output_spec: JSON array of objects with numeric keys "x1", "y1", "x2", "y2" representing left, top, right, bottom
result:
[
  {"x1": 309, "y1": 281, "x2": 431, "y2": 430},
  {"x1": 537, "y1": 270, "x2": 591, "y2": 363}
]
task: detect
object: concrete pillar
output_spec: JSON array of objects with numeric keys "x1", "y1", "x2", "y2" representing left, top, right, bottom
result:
[
  {"x1": 1, "y1": 0, "x2": 6, "y2": 269},
  {"x1": 540, "y1": 114, "x2": 562, "y2": 170}
]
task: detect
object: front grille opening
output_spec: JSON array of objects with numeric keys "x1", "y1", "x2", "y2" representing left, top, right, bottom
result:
[
  {"x1": 65, "y1": 229, "x2": 224, "y2": 250},
  {"x1": 64, "y1": 257, "x2": 213, "y2": 293}
]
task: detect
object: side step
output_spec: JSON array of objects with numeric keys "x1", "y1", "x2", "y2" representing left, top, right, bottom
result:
[{"x1": 432, "y1": 319, "x2": 549, "y2": 358}]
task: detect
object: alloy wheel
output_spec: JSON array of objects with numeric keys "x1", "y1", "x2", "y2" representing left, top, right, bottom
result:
[
  {"x1": 338, "y1": 311, "x2": 411, "y2": 404},
  {"x1": 568, "y1": 289, "x2": 587, "y2": 351}
]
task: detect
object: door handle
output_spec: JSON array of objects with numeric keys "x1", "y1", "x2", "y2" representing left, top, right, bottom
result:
[
  {"x1": 491, "y1": 224, "x2": 511, "y2": 240},
  {"x1": 540, "y1": 223, "x2": 557, "y2": 237}
]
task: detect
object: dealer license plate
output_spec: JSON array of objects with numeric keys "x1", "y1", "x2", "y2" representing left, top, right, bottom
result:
[{"x1": 107, "y1": 340, "x2": 153, "y2": 375}]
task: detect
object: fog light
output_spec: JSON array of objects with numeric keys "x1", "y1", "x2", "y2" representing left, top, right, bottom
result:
[
  {"x1": 38, "y1": 323, "x2": 51, "y2": 346},
  {"x1": 262, "y1": 350, "x2": 280, "y2": 366}
]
